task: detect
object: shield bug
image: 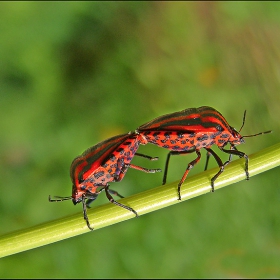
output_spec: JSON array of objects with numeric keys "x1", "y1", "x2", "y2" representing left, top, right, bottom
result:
[
  {"x1": 49, "y1": 132, "x2": 161, "y2": 230},
  {"x1": 136, "y1": 106, "x2": 271, "y2": 200}
]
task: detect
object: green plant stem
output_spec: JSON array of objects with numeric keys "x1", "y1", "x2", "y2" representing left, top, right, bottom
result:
[{"x1": 0, "y1": 143, "x2": 280, "y2": 258}]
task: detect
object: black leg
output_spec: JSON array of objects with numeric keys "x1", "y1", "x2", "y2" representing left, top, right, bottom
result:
[
  {"x1": 162, "y1": 149, "x2": 196, "y2": 186},
  {"x1": 204, "y1": 147, "x2": 228, "y2": 192},
  {"x1": 204, "y1": 150, "x2": 212, "y2": 171},
  {"x1": 104, "y1": 184, "x2": 138, "y2": 217},
  {"x1": 177, "y1": 150, "x2": 201, "y2": 200},
  {"x1": 82, "y1": 194, "x2": 93, "y2": 231},
  {"x1": 221, "y1": 147, "x2": 249, "y2": 179},
  {"x1": 135, "y1": 152, "x2": 159, "y2": 161}
]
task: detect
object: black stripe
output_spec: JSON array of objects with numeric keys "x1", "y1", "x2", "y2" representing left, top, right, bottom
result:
[{"x1": 138, "y1": 108, "x2": 199, "y2": 130}]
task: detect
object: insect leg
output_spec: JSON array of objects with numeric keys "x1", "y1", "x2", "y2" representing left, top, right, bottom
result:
[
  {"x1": 82, "y1": 194, "x2": 93, "y2": 231},
  {"x1": 162, "y1": 149, "x2": 196, "y2": 186},
  {"x1": 204, "y1": 147, "x2": 229, "y2": 192},
  {"x1": 226, "y1": 144, "x2": 236, "y2": 164},
  {"x1": 128, "y1": 163, "x2": 162, "y2": 174},
  {"x1": 205, "y1": 144, "x2": 235, "y2": 172},
  {"x1": 221, "y1": 147, "x2": 249, "y2": 180},
  {"x1": 85, "y1": 187, "x2": 125, "y2": 209},
  {"x1": 107, "y1": 189, "x2": 125, "y2": 198},
  {"x1": 177, "y1": 149, "x2": 201, "y2": 200},
  {"x1": 85, "y1": 193, "x2": 99, "y2": 208},
  {"x1": 104, "y1": 183, "x2": 138, "y2": 217},
  {"x1": 114, "y1": 157, "x2": 161, "y2": 183},
  {"x1": 204, "y1": 150, "x2": 212, "y2": 171},
  {"x1": 135, "y1": 152, "x2": 159, "y2": 161}
]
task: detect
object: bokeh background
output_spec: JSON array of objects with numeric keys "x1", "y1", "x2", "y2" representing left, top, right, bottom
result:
[{"x1": 0, "y1": 1, "x2": 280, "y2": 278}]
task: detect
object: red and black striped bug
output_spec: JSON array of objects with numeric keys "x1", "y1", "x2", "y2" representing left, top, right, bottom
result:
[
  {"x1": 49, "y1": 132, "x2": 161, "y2": 230},
  {"x1": 136, "y1": 106, "x2": 271, "y2": 200}
]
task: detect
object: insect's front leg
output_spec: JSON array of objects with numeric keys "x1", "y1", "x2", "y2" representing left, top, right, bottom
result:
[
  {"x1": 82, "y1": 194, "x2": 94, "y2": 231},
  {"x1": 221, "y1": 147, "x2": 249, "y2": 180},
  {"x1": 204, "y1": 147, "x2": 230, "y2": 192}
]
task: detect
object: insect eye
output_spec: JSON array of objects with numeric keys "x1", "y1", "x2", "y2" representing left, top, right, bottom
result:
[{"x1": 72, "y1": 195, "x2": 82, "y2": 205}]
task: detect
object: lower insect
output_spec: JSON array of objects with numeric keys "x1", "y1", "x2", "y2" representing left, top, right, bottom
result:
[{"x1": 49, "y1": 132, "x2": 161, "y2": 230}]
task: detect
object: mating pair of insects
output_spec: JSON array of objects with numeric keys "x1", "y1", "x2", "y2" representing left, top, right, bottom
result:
[{"x1": 49, "y1": 106, "x2": 271, "y2": 230}]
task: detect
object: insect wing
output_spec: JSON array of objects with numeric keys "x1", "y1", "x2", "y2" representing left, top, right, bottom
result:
[
  {"x1": 138, "y1": 107, "x2": 227, "y2": 133},
  {"x1": 138, "y1": 107, "x2": 199, "y2": 131},
  {"x1": 70, "y1": 133, "x2": 131, "y2": 185}
]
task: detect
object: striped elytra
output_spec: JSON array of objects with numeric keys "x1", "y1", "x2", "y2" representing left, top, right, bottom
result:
[
  {"x1": 136, "y1": 106, "x2": 271, "y2": 200},
  {"x1": 49, "y1": 132, "x2": 161, "y2": 230}
]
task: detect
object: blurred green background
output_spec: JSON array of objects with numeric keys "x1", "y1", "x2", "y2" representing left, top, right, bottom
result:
[{"x1": 0, "y1": 1, "x2": 280, "y2": 278}]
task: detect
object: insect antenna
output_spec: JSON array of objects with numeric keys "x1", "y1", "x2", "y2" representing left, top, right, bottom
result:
[
  {"x1": 243, "y1": 130, "x2": 272, "y2": 138},
  {"x1": 238, "y1": 110, "x2": 247, "y2": 133},
  {"x1": 48, "y1": 195, "x2": 72, "y2": 202},
  {"x1": 239, "y1": 109, "x2": 272, "y2": 137}
]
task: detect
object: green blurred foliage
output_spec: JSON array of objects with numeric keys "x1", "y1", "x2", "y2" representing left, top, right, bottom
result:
[{"x1": 0, "y1": 1, "x2": 280, "y2": 278}]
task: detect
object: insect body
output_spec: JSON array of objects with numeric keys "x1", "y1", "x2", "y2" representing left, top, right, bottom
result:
[
  {"x1": 49, "y1": 132, "x2": 161, "y2": 230},
  {"x1": 136, "y1": 106, "x2": 271, "y2": 200}
]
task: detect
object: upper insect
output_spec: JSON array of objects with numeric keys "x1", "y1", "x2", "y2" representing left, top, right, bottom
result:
[{"x1": 136, "y1": 106, "x2": 271, "y2": 199}]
